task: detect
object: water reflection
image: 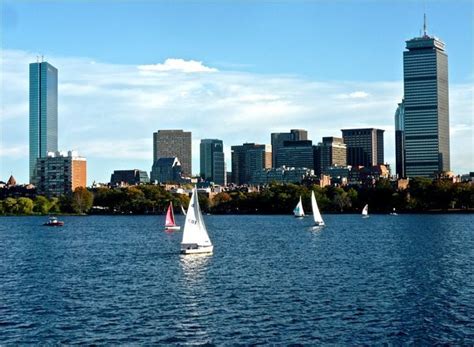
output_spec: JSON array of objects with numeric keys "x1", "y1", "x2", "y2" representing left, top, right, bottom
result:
[{"x1": 179, "y1": 254, "x2": 211, "y2": 283}]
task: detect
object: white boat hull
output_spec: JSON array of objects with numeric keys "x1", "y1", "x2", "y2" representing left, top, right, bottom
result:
[
  {"x1": 165, "y1": 225, "x2": 181, "y2": 231},
  {"x1": 181, "y1": 245, "x2": 213, "y2": 255}
]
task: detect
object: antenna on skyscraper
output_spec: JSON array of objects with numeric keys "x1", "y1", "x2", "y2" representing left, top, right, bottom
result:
[
  {"x1": 41, "y1": 55, "x2": 44, "y2": 62},
  {"x1": 423, "y1": 13, "x2": 427, "y2": 36}
]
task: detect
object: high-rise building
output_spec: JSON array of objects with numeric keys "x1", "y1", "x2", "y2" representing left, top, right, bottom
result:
[
  {"x1": 278, "y1": 140, "x2": 315, "y2": 169},
  {"x1": 110, "y1": 169, "x2": 150, "y2": 186},
  {"x1": 270, "y1": 129, "x2": 307, "y2": 168},
  {"x1": 200, "y1": 139, "x2": 226, "y2": 185},
  {"x1": 319, "y1": 137, "x2": 347, "y2": 172},
  {"x1": 153, "y1": 130, "x2": 192, "y2": 176},
  {"x1": 395, "y1": 100, "x2": 406, "y2": 178},
  {"x1": 35, "y1": 151, "x2": 86, "y2": 197},
  {"x1": 341, "y1": 128, "x2": 384, "y2": 167},
  {"x1": 403, "y1": 19, "x2": 450, "y2": 177},
  {"x1": 29, "y1": 61, "x2": 58, "y2": 183},
  {"x1": 231, "y1": 143, "x2": 272, "y2": 185}
]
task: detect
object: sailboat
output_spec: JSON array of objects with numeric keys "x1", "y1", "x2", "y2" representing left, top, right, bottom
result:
[
  {"x1": 181, "y1": 188, "x2": 213, "y2": 255},
  {"x1": 165, "y1": 201, "x2": 181, "y2": 231},
  {"x1": 362, "y1": 204, "x2": 369, "y2": 218},
  {"x1": 311, "y1": 191, "x2": 325, "y2": 227},
  {"x1": 181, "y1": 205, "x2": 187, "y2": 215},
  {"x1": 293, "y1": 196, "x2": 305, "y2": 218}
]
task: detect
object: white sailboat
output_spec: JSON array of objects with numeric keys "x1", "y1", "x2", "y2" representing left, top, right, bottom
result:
[
  {"x1": 180, "y1": 187, "x2": 213, "y2": 255},
  {"x1": 311, "y1": 191, "x2": 325, "y2": 227},
  {"x1": 181, "y1": 205, "x2": 187, "y2": 215},
  {"x1": 362, "y1": 204, "x2": 369, "y2": 218},
  {"x1": 293, "y1": 196, "x2": 305, "y2": 218}
]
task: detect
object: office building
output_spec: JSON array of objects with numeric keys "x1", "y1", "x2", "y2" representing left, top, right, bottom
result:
[
  {"x1": 110, "y1": 169, "x2": 150, "y2": 186},
  {"x1": 271, "y1": 129, "x2": 307, "y2": 168},
  {"x1": 231, "y1": 143, "x2": 272, "y2": 185},
  {"x1": 395, "y1": 100, "x2": 406, "y2": 178},
  {"x1": 403, "y1": 19, "x2": 450, "y2": 177},
  {"x1": 278, "y1": 140, "x2": 314, "y2": 170},
  {"x1": 29, "y1": 61, "x2": 58, "y2": 183},
  {"x1": 319, "y1": 137, "x2": 347, "y2": 172},
  {"x1": 153, "y1": 130, "x2": 192, "y2": 176},
  {"x1": 35, "y1": 151, "x2": 86, "y2": 197},
  {"x1": 200, "y1": 139, "x2": 226, "y2": 185},
  {"x1": 150, "y1": 157, "x2": 183, "y2": 183},
  {"x1": 341, "y1": 128, "x2": 384, "y2": 167},
  {"x1": 250, "y1": 167, "x2": 313, "y2": 185}
]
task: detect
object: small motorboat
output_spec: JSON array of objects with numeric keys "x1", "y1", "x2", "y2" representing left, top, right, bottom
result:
[{"x1": 44, "y1": 216, "x2": 64, "y2": 226}]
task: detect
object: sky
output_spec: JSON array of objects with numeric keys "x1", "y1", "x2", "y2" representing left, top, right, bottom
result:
[{"x1": 1, "y1": 0, "x2": 473, "y2": 184}]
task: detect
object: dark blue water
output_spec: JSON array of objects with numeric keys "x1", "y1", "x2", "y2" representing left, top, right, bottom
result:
[{"x1": 1, "y1": 214, "x2": 473, "y2": 344}]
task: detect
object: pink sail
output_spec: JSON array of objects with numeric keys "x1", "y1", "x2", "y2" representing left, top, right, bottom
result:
[{"x1": 165, "y1": 202, "x2": 176, "y2": 227}]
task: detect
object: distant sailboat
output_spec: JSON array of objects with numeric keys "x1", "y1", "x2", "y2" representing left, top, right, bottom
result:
[
  {"x1": 181, "y1": 188, "x2": 213, "y2": 255},
  {"x1": 181, "y1": 205, "x2": 187, "y2": 215},
  {"x1": 311, "y1": 191, "x2": 325, "y2": 227},
  {"x1": 165, "y1": 201, "x2": 181, "y2": 231},
  {"x1": 362, "y1": 204, "x2": 369, "y2": 218},
  {"x1": 390, "y1": 208, "x2": 398, "y2": 216},
  {"x1": 293, "y1": 196, "x2": 305, "y2": 218}
]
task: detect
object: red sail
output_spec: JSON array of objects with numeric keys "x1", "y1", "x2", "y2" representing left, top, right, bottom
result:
[{"x1": 165, "y1": 202, "x2": 175, "y2": 227}]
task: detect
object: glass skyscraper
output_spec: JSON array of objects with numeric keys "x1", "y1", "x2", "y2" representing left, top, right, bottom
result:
[
  {"x1": 29, "y1": 61, "x2": 58, "y2": 183},
  {"x1": 403, "y1": 27, "x2": 450, "y2": 177},
  {"x1": 200, "y1": 139, "x2": 226, "y2": 185},
  {"x1": 395, "y1": 100, "x2": 406, "y2": 178}
]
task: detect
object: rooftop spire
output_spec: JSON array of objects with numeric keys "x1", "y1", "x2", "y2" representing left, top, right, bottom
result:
[{"x1": 423, "y1": 13, "x2": 427, "y2": 36}]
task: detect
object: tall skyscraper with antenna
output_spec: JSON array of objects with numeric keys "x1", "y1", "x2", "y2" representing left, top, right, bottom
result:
[
  {"x1": 29, "y1": 61, "x2": 58, "y2": 183},
  {"x1": 402, "y1": 16, "x2": 450, "y2": 177}
]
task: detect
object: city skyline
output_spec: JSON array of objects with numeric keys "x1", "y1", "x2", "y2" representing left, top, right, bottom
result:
[{"x1": 1, "y1": 1, "x2": 473, "y2": 183}]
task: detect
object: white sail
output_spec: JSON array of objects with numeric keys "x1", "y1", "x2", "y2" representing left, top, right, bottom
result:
[
  {"x1": 362, "y1": 204, "x2": 369, "y2": 216},
  {"x1": 181, "y1": 205, "x2": 187, "y2": 215},
  {"x1": 293, "y1": 196, "x2": 305, "y2": 217},
  {"x1": 181, "y1": 188, "x2": 212, "y2": 253},
  {"x1": 311, "y1": 191, "x2": 324, "y2": 226}
]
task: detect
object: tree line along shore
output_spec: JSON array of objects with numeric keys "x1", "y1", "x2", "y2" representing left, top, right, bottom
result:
[{"x1": 1, "y1": 178, "x2": 473, "y2": 216}]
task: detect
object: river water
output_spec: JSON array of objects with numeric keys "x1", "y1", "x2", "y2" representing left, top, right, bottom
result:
[{"x1": 1, "y1": 214, "x2": 473, "y2": 344}]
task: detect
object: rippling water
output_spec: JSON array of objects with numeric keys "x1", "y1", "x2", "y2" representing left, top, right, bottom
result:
[{"x1": 1, "y1": 214, "x2": 473, "y2": 344}]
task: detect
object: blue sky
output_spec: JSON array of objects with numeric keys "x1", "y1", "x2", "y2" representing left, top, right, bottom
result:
[{"x1": 1, "y1": 0, "x2": 473, "y2": 183}]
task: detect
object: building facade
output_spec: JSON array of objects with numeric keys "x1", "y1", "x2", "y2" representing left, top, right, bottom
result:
[
  {"x1": 395, "y1": 100, "x2": 406, "y2": 178},
  {"x1": 341, "y1": 128, "x2": 384, "y2": 167},
  {"x1": 153, "y1": 130, "x2": 192, "y2": 176},
  {"x1": 319, "y1": 137, "x2": 347, "y2": 172},
  {"x1": 270, "y1": 129, "x2": 307, "y2": 168},
  {"x1": 110, "y1": 169, "x2": 149, "y2": 186},
  {"x1": 150, "y1": 157, "x2": 183, "y2": 183},
  {"x1": 35, "y1": 151, "x2": 86, "y2": 197},
  {"x1": 200, "y1": 139, "x2": 226, "y2": 185},
  {"x1": 29, "y1": 61, "x2": 58, "y2": 183},
  {"x1": 403, "y1": 28, "x2": 450, "y2": 177},
  {"x1": 250, "y1": 166, "x2": 314, "y2": 185},
  {"x1": 231, "y1": 143, "x2": 272, "y2": 185},
  {"x1": 278, "y1": 140, "x2": 314, "y2": 170}
]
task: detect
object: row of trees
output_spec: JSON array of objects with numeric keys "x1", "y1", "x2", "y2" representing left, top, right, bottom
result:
[{"x1": 1, "y1": 179, "x2": 473, "y2": 216}]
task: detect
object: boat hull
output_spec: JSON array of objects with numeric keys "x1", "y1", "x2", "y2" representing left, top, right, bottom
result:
[
  {"x1": 43, "y1": 222, "x2": 64, "y2": 227},
  {"x1": 181, "y1": 245, "x2": 213, "y2": 255},
  {"x1": 165, "y1": 225, "x2": 181, "y2": 231}
]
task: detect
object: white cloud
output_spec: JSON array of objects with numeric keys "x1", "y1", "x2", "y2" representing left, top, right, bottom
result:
[
  {"x1": 0, "y1": 48, "x2": 472, "y2": 183},
  {"x1": 138, "y1": 58, "x2": 217, "y2": 73}
]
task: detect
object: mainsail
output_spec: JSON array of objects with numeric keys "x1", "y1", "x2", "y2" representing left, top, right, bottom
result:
[
  {"x1": 311, "y1": 191, "x2": 324, "y2": 226},
  {"x1": 362, "y1": 204, "x2": 369, "y2": 216},
  {"x1": 293, "y1": 196, "x2": 305, "y2": 217},
  {"x1": 165, "y1": 202, "x2": 176, "y2": 227}
]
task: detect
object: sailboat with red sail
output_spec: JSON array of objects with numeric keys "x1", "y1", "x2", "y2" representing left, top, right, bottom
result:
[{"x1": 164, "y1": 201, "x2": 181, "y2": 231}]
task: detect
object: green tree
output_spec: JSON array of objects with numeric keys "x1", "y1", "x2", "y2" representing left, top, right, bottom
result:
[
  {"x1": 17, "y1": 197, "x2": 34, "y2": 215},
  {"x1": 3, "y1": 198, "x2": 18, "y2": 214},
  {"x1": 71, "y1": 187, "x2": 94, "y2": 214},
  {"x1": 33, "y1": 195, "x2": 51, "y2": 214}
]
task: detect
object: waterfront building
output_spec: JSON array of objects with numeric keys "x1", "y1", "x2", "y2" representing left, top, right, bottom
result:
[
  {"x1": 403, "y1": 19, "x2": 450, "y2": 177},
  {"x1": 318, "y1": 137, "x2": 347, "y2": 172},
  {"x1": 29, "y1": 61, "x2": 58, "y2": 183},
  {"x1": 271, "y1": 129, "x2": 307, "y2": 168},
  {"x1": 110, "y1": 169, "x2": 149, "y2": 186},
  {"x1": 231, "y1": 143, "x2": 272, "y2": 185},
  {"x1": 341, "y1": 128, "x2": 384, "y2": 167},
  {"x1": 250, "y1": 166, "x2": 314, "y2": 185},
  {"x1": 395, "y1": 100, "x2": 406, "y2": 178},
  {"x1": 35, "y1": 151, "x2": 86, "y2": 197},
  {"x1": 278, "y1": 140, "x2": 314, "y2": 170},
  {"x1": 153, "y1": 130, "x2": 192, "y2": 176},
  {"x1": 200, "y1": 139, "x2": 226, "y2": 185},
  {"x1": 150, "y1": 157, "x2": 183, "y2": 183}
]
